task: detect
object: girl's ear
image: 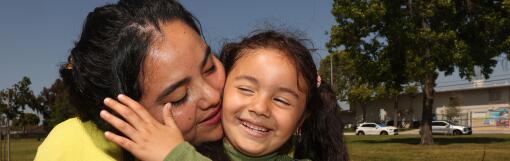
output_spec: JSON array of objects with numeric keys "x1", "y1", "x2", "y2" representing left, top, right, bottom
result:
[{"x1": 296, "y1": 112, "x2": 311, "y2": 132}]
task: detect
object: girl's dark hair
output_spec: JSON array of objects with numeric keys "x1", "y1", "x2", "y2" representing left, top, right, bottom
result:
[
  {"x1": 59, "y1": 0, "x2": 202, "y2": 160},
  {"x1": 219, "y1": 30, "x2": 349, "y2": 161}
]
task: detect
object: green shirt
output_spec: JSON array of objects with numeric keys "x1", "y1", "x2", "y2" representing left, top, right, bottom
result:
[{"x1": 164, "y1": 140, "x2": 310, "y2": 161}]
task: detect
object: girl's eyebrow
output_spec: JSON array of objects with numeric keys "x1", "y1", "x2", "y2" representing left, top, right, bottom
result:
[
  {"x1": 277, "y1": 87, "x2": 300, "y2": 99},
  {"x1": 234, "y1": 75, "x2": 259, "y2": 85},
  {"x1": 234, "y1": 75, "x2": 299, "y2": 98}
]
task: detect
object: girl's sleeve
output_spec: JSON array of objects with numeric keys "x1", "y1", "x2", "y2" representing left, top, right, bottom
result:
[{"x1": 164, "y1": 142, "x2": 212, "y2": 161}]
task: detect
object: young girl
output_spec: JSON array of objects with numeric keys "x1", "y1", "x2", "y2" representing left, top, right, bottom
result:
[{"x1": 100, "y1": 30, "x2": 348, "y2": 161}]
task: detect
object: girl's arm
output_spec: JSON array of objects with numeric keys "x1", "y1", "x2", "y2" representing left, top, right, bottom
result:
[{"x1": 101, "y1": 94, "x2": 211, "y2": 161}]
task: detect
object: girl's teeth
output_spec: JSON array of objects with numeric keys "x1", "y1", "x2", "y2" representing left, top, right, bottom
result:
[{"x1": 242, "y1": 121, "x2": 269, "y2": 132}]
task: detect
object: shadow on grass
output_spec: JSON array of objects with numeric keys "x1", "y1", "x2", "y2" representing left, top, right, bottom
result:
[{"x1": 352, "y1": 137, "x2": 509, "y2": 145}]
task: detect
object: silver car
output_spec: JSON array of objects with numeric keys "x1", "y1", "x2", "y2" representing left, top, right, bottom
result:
[{"x1": 431, "y1": 121, "x2": 472, "y2": 135}]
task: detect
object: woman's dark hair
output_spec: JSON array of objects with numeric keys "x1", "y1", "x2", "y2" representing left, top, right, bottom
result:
[
  {"x1": 59, "y1": 0, "x2": 202, "y2": 160},
  {"x1": 219, "y1": 30, "x2": 349, "y2": 161}
]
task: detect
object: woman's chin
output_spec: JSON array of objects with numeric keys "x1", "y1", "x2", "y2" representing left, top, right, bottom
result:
[{"x1": 191, "y1": 124, "x2": 224, "y2": 145}]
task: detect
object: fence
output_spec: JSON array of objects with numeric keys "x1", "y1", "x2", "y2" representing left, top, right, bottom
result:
[{"x1": 435, "y1": 113, "x2": 471, "y2": 126}]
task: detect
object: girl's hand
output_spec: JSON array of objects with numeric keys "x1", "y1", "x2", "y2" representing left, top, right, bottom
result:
[{"x1": 100, "y1": 94, "x2": 184, "y2": 161}]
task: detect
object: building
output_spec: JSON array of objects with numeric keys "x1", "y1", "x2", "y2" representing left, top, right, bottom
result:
[{"x1": 351, "y1": 80, "x2": 510, "y2": 128}]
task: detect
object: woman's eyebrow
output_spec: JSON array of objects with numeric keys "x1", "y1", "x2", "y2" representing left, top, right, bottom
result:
[
  {"x1": 199, "y1": 46, "x2": 212, "y2": 69},
  {"x1": 156, "y1": 77, "x2": 190, "y2": 102}
]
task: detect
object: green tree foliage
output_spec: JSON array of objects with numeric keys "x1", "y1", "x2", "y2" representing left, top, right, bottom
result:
[
  {"x1": 445, "y1": 97, "x2": 462, "y2": 121},
  {"x1": 328, "y1": 0, "x2": 510, "y2": 144},
  {"x1": 12, "y1": 113, "x2": 40, "y2": 134},
  {"x1": 319, "y1": 52, "x2": 379, "y2": 122},
  {"x1": 33, "y1": 79, "x2": 77, "y2": 131},
  {"x1": 0, "y1": 77, "x2": 36, "y2": 120}
]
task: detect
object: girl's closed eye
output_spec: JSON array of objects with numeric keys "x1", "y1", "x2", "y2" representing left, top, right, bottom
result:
[
  {"x1": 273, "y1": 97, "x2": 290, "y2": 106},
  {"x1": 237, "y1": 86, "x2": 255, "y2": 95}
]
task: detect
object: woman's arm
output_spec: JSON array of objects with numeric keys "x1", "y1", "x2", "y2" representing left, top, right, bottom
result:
[{"x1": 101, "y1": 94, "x2": 211, "y2": 161}]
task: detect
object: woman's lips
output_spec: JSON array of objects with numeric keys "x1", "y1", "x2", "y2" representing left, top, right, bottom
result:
[{"x1": 200, "y1": 106, "x2": 222, "y2": 126}]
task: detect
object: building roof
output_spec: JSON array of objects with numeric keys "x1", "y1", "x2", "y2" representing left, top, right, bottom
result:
[{"x1": 436, "y1": 82, "x2": 510, "y2": 93}]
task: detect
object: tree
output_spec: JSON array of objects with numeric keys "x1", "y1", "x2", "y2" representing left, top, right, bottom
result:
[
  {"x1": 0, "y1": 77, "x2": 36, "y2": 120},
  {"x1": 319, "y1": 52, "x2": 382, "y2": 123},
  {"x1": 0, "y1": 76, "x2": 36, "y2": 161},
  {"x1": 445, "y1": 97, "x2": 462, "y2": 121},
  {"x1": 328, "y1": 0, "x2": 510, "y2": 144},
  {"x1": 12, "y1": 113, "x2": 40, "y2": 135},
  {"x1": 32, "y1": 79, "x2": 77, "y2": 131}
]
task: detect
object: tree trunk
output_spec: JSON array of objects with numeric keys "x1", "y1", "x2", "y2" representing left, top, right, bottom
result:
[
  {"x1": 361, "y1": 103, "x2": 368, "y2": 122},
  {"x1": 420, "y1": 72, "x2": 436, "y2": 145},
  {"x1": 393, "y1": 95, "x2": 399, "y2": 128}
]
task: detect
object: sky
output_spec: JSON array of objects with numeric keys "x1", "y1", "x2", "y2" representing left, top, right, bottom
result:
[
  {"x1": 1, "y1": 0, "x2": 510, "y2": 102},
  {"x1": 0, "y1": 0, "x2": 334, "y2": 95}
]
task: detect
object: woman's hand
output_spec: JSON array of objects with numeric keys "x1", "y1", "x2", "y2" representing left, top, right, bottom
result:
[{"x1": 100, "y1": 94, "x2": 184, "y2": 161}]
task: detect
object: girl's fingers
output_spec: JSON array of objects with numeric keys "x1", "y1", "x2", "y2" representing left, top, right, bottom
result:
[
  {"x1": 104, "y1": 131, "x2": 136, "y2": 152},
  {"x1": 103, "y1": 97, "x2": 145, "y2": 130},
  {"x1": 117, "y1": 94, "x2": 158, "y2": 123},
  {"x1": 100, "y1": 110, "x2": 137, "y2": 139},
  {"x1": 162, "y1": 103, "x2": 178, "y2": 127}
]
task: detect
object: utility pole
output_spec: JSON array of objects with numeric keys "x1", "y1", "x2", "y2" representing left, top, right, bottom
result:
[
  {"x1": 5, "y1": 91, "x2": 9, "y2": 161},
  {"x1": 330, "y1": 54, "x2": 333, "y2": 87}
]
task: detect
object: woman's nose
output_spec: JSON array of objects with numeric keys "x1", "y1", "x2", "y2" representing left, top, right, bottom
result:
[{"x1": 196, "y1": 80, "x2": 221, "y2": 110}]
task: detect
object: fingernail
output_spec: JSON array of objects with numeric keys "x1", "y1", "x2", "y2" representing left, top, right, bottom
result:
[
  {"x1": 118, "y1": 94, "x2": 124, "y2": 99},
  {"x1": 100, "y1": 110, "x2": 108, "y2": 117},
  {"x1": 103, "y1": 98, "x2": 110, "y2": 104}
]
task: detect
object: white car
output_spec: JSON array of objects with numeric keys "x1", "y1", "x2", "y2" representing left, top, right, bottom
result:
[
  {"x1": 356, "y1": 123, "x2": 398, "y2": 135},
  {"x1": 431, "y1": 121, "x2": 472, "y2": 135}
]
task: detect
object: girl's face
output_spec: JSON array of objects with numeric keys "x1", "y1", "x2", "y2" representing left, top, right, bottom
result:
[
  {"x1": 139, "y1": 21, "x2": 225, "y2": 145},
  {"x1": 222, "y1": 48, "x2": 308, "y2": 156}
]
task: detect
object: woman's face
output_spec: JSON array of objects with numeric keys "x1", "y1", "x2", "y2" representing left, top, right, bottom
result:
[
  {"x1": 222, "y1": 48, "x2": 308, "y2": 156},
  {"x1": 139, "y1": 21, "x2": 225, "y2": 145}
]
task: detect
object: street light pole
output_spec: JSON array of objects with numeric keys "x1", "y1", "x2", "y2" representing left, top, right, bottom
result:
[{"x1": 311, "y1": 48, "x2": 334, "y2": 86}]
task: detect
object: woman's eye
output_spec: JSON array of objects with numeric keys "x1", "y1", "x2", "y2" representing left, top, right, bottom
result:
[
  {"x1": 274, "y1": 97, "x2": 290, "y2": 106},
  {"x1": 170, "y1": 94, "x2": 188, "y2": 107},
  {"x1": 204, "y1": 64, "x2": 216, "y2": 74}
]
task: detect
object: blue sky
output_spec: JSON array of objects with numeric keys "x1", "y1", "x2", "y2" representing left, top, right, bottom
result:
[
  {"x1": 0, "y1": 0, "x2": 334, "y2": 94},
  {"x1": 1, "y1": 0, "x2": 509, "y2": 97}
]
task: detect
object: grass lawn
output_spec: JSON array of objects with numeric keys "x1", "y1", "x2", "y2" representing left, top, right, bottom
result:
[
  {"x1": 5, "y1": 134, "x2": 510, "y2": 161},
  {"x1": 7, "y1": 138, "x2": 43, "y2": 161},
  {"x1": 346, "y1": 134, "x2": 510, "y2": 161}
]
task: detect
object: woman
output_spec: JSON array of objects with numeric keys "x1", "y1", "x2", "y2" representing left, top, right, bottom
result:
[{"x1": 34, "y1": 0, "x2": 225, "y2": 160}]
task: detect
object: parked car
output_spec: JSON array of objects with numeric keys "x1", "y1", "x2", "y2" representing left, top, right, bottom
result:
[
  {"x1": 356, "y1": 122, "x2": 398, "y2": 135},
  {"x1": 431, "y1": 120, "x2": 472, "y2": 135}
]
